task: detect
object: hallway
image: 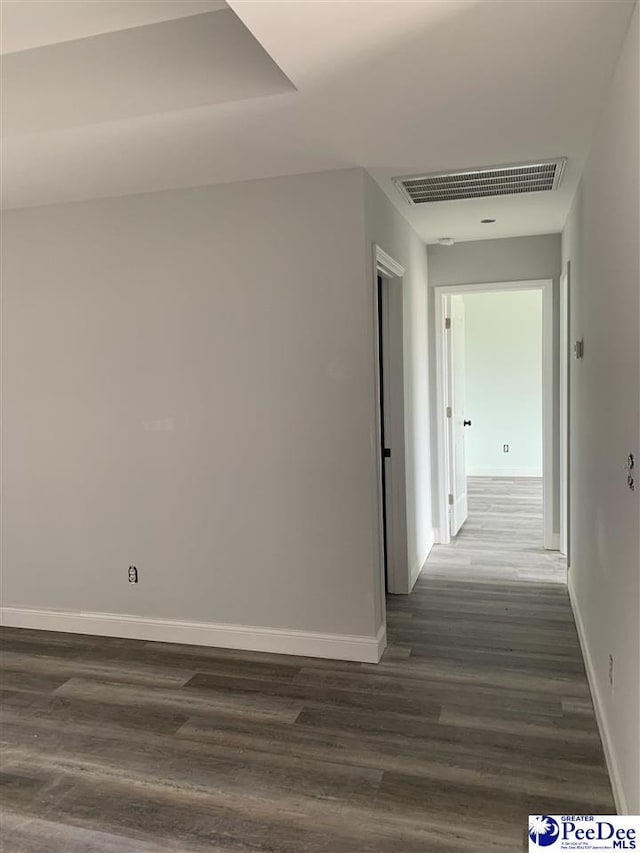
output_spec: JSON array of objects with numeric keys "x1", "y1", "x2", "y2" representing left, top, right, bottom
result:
[
  {"x1": 427, "y1": 476, "x2": 567, "y2": 584},
  {"x1": 383, "y1": 475, "x2": 613, "y2": 845}
]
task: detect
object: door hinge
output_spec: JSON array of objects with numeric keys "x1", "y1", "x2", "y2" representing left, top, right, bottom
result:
[
  {"x1": 448, "y1": 494, "x2": 454, "y2": 506},
  {"x1": 446, "y1": 406, "x2": 452, "y2": 418},
  {"x1": 445, "y1": 317, "x2": 451, "y2": 330}
]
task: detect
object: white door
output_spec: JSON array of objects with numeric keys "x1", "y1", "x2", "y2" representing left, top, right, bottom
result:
[{"x1": 447, "y1": 295, "x2": 468, "y2": 536}]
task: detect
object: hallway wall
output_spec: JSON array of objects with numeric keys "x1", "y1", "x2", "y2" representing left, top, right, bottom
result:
[
  {"x1": 562, "y1": 4, "x2": 639, "y2": 815},
  {"x1": 427, "y1": 234, "x2": 562, "y2": 532}
]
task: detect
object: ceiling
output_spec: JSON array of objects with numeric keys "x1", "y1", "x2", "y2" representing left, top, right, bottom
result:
[
  {"x1": 3, "y1": 10, "x2": 293, "y2": 134},
  {"x1": 1, "y1": 0, "x2": 636, "y2": 243},
  {"x1": 0, "y1": 1, "x2": 228, "y2": 54}
]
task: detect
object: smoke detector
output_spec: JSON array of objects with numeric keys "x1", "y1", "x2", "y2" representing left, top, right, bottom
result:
[
  {"x1": 394, "y1": 158, "x2": 567, "y2": 205},
  {"x1": 438, "y1": 237, "x2": 455, "y2": 246}
]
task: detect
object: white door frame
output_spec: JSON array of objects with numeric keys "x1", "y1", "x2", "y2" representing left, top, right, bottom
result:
[
  {"x1": 434, "y1": 279, "x2": 555, "y2": 549},
  {"x1": 446, "y1": 294, "x2": 469, "y2": 536},
  {"x1": 559, "y1": 263, "x2": 570, "y2": 559},
  {"x1": 373, "y1": 245, "x2": 411, "y2": 599}
]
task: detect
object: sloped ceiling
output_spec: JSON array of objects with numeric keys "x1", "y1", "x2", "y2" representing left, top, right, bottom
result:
[
  {"x1": 0, "y1": 0, "x2": 228, "y2": 54},
  {"x1": 1, "y1": 0, "x2": 636, "y2": 243},
  {"x1": 3, "y1": 10, "x2": 294, "y2": 134}
]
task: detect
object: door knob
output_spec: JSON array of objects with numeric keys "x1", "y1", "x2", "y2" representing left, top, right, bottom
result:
[{"x1": 463, "y1": 420, "x2": 472, "y2": 426}]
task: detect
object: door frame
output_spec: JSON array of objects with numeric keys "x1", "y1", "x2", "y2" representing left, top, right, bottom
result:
[
  {"x1": 372, "y1": 245, "x2": 410, "y2": 601},
  {"x1": 446, "y1": 294, "x2": 469, "y2": 537},
  {"x1": 434, "y1": 279, "x2": 555, "y2": 549},
  {"x1": 559, "y1": 263, "x2": 570, "y2": 559}
]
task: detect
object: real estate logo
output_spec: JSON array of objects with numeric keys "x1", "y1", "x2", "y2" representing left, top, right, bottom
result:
[
  {"x1": 528, "y1": 816, "x2": 639, "y2": 851},
  {"x1": 529, "y1": 815, "x2": 560, "y2": 847}
]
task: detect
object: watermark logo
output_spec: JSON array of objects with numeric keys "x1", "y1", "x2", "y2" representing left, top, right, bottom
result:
[
  {"x1": 528, "y1": 816, "x2": 639, "y2": 851},
  {"x1": 529, "y1": 816, "x2": 560, "y2": 847}
]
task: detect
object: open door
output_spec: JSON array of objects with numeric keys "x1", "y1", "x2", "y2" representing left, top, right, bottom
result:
[
  {"x1": 376, "y1": 272, "x2": 409, "y2": 593},
  {"x1": 447, "y1": 295, "x2": 469, "y2": 536}
]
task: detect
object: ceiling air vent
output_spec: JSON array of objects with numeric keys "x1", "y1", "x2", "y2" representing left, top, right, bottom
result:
[{"x1": 394, "y1": 158, "x2": 566, "y2": 205}]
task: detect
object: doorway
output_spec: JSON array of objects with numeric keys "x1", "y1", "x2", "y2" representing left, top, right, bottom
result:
[
  {"x1": 434, "y1": 279, "x2": 555, "y2": 550},
  {"x1": 377, "y1": 274, "x2": 389, "y2": 590},
  {"x1": 373, "y1": 245, "x2": 410, "y2": 601}
]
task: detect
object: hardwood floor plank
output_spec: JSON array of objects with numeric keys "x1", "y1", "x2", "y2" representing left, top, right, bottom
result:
[
  {"x1": 1, "y1": 691, "x2": 189, "y2": 736},
  {"x1": 376, "y1": 769, "x2": 612, "y2": 844},
  {"x1": 1, "y1": 812, "x2": 198, "y2": 853},
  {"x1": 53, "y1": 677, "x2": 304, "y2": 724},
  {"x1": 0, "y1": 650, "x2": 194, "y2": 689}
]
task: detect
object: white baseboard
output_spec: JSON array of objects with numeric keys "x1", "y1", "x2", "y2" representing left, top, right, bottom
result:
[
  {"x1": 544, "y1": 532, "x2": 561, "y2": 551},
  {"x1": 568, "y1": 577, "x2": 627, "y2": 814},
  {"x1": 467, "y1": 468, "x2": 543, "y2": 477},
  {"x1": 0, "y1": 606, "x2": 386, "y2": 664}
]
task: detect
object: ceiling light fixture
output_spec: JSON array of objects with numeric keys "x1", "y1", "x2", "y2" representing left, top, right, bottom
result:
[{"x1": 438, "y1": 237, "x2": 455, "y2": 246}]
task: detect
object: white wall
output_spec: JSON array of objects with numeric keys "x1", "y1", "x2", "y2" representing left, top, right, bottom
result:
[
  {"x1": 363, "y1": 173, "x2": 434, "y2": 599},
  {"x1": 1, "y1": 166, "x2": 434, "y2": 660},
  {"x1": 427, "y1": 234, "x2": 561, "y2": 529},
  {"x1": 562, "y1": 5, "x2": 639, "y2": 815},
  {"x1": 462, "y1": 290, "x2": 543, "y2": 477}
]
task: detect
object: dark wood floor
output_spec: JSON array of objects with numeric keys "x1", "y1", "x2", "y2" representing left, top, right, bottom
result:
[{"x1": 0, "y1": 479, "x2": 613, "y2": 852}]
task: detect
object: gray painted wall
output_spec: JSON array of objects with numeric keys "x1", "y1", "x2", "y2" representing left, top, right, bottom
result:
[
  {"x1": 427, "y1": 234, "x2": 562, "y2": 532},
  {"x1": 562, "y1": 4, "x2": 639, "y2": 814},
  {"x1": 2, "y1": 169, "x2": 378, "y2": 641},
  {"x1": 1, "y1": 166, "x2": 433, "y2": 654}
]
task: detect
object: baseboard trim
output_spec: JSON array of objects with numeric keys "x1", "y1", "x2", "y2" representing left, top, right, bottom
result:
[
  {"x1": 0, "y1": 606, "x2": 386, "y2": 664},
  {"x1": 467, "y1": 468, "x2": 543, "y2": 477},
  {"x1": 568, "y1": 577, "x2": 627, "y2": 814},
  {"x1": 375, "y1": 624, "x2": 387, "y2": 660},
  {"x1": 544, "y1": 532, "x2": 561, "y2": 551}
]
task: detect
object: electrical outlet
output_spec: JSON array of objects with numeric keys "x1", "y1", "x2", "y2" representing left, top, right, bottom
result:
[
  {"x1": 608, "y1": 654, "x2": 614, "y2": 688},
  {"x1": 626, "y1": 453, "x2": 635, "y2": 491},
  {"x1": 503, "y1": 444, "x2": 509, "y2": 453},
  {"x1": 128, "y1": 566, "x2": 139, "y2": 584}
]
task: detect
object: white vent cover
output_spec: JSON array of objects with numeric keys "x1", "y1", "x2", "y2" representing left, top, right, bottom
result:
[{"x1": 394, "y1": 159, "x2": 566, "y2": 205}]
